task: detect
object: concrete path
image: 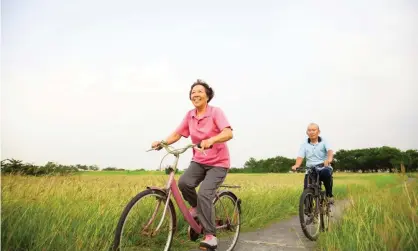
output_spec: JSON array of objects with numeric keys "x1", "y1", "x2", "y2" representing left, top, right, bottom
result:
[{"x1": 191, "y1": 199, "x2": 351, "y2": 251}]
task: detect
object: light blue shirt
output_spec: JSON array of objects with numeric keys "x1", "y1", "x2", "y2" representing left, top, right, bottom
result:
[{"x1": 298, "y1": 137, "x2": 333, "y2": 169}]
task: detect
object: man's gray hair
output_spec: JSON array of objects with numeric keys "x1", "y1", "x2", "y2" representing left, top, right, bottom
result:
[{"x1": 307, "y1": 123, "x2": 320, "y2": 130}]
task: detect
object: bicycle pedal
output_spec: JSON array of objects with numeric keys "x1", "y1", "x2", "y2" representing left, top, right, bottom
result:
[
  {"x1": 187, "y1": 226, "x2": 200, "y2": 242},
  {"x1": 199, "y1": 243, "x2": 217, "y2": 251}
]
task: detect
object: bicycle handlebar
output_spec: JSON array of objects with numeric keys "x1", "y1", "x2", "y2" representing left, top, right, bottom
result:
[
  {"x1": 146, "y1": 141, "x2": 213, "y2": 172},
  {"x1": 295, "y1": 164, "x2": 327, "y2": 173},
  {"x1": 146, "y1": 141, "x2": 212, "y2": 156}
]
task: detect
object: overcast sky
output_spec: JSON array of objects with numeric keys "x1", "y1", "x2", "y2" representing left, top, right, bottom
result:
[{"x1": 2, "y1": 0, "x2": 418, "y2": 170}]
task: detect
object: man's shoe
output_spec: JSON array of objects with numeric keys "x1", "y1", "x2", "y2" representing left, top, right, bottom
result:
[{"x1": 199, "y1": 235, "x2": 217, "y2": 250}]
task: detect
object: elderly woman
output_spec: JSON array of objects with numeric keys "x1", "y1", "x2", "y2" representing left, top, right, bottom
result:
[{"x1": 151, "y1": 79, "x2": 233, "y2": 250}]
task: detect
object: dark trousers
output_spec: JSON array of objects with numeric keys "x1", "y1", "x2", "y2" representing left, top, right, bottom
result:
[
  {"x1": 178, "y1": 161, "x2": 228, "y2": 235},
  {"x1": 304, "y1": 167, "x2": 333, "y2": 197}
]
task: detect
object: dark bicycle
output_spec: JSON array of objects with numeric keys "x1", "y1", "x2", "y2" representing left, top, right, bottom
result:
[{"x1": 296, "y1": 164, "x2": 332, "y2": 241}]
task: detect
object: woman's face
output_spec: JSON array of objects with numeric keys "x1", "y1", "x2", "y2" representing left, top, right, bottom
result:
[{"x1": 190, "y1": 84, "x2": 208, "y2": 108}]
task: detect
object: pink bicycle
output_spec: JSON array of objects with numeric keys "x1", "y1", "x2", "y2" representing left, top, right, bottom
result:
[{"x1": 112, "y1": 141, "x2": 242, "y2": 251}]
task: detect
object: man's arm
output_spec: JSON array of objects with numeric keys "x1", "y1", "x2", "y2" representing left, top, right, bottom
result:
[
  {"x1": 292, "y1": 144, "x2": 305, "y2": 170},
  {"x1": 324, "y1": 139, "x2": 333, "y2": 166},
  {"x1": 293, "y1": 157, "x2": 304, "y2": 168},
  {"x1": 324, "y1": 150, "x2": 334, "y2": 166},
  {"x1": 327, "y1": 150, "x2": 334, "y2": 163}
]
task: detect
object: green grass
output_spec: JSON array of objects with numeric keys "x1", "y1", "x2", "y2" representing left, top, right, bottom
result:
[
  {"x1": 79, "y1": 170, "x2": 172, "y2": 176},
  {"x1": 317, "y1": 175, "x2": 418, "y2": 251},
  {"x1": 1, "y1": 172, "x2": 413, "y2": 250}
]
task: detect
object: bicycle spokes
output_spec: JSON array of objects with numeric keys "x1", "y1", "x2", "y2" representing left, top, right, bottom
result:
[
  {"x1": 141, "y1": 199, "x2": 163, "y2": 236},
  {"x1": 320, "y1": 197, "x2": 330, "y2": 232},
  {"x1": 302, "y1": 193, "x2": 320, "y2": 238},
  {"x1": 119, "y1": 193, "x2": 174, "y2": 251},
  {"x1": 213, "y1": 193, "x2": 241, "y2": 251}
]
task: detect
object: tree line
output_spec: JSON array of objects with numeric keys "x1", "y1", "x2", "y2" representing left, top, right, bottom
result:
[
  {"x1": 229, "y1": 146, "x2": 418, "y2": 173},
  {"x1": 0, "y1": 159, "x2": 100, "y2": 176},
  {"x1": 2, "y1": 146, "x2": 417, "y2": 176},
  {"x1": 0, "y1": 158, "x2": 159, "y2": 176}
]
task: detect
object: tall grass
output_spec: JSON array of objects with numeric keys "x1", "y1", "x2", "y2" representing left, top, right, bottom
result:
[
  {"x1": 317, "y1": 175, "x2": 418, "y2": 251},
  {"x1": 0, "y1": 172, "x2": 404, "y2": 250}
]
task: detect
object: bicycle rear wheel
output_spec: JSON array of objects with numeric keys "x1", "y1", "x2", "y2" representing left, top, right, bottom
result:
[
  {"x1": 212, "y1": 191, "x2": 241, "y2": 251},
  {"x1": 112, "y1": 188, "x2": 176, "y2": 251},
  {"x1": 320, "y1": 193, "x2": 330, "y2": 232},
  {"x1": 299, "y1": 188, "x2": 321, "y2": 241}
]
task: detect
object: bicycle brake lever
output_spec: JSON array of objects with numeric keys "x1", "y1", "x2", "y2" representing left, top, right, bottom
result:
[
  {"x1": 194, "y1": 146, "x2": 207, "y2": 156},
  {"x1": 196, "y1": 142, "x2": 213, "y2": 149},
  {"x1": 146, "y1": 146, "x2": 162, "y2": 152},
  {"x1": 195, "y1": 142, "x2": 213, "y2": 156}
]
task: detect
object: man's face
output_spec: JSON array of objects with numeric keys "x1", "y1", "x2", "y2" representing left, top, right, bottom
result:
[{"x1": 306, "y1": 125, "x2": 320, "y2": 140}]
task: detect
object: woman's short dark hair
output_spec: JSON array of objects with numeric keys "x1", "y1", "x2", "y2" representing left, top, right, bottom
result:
[{"x1": 189, "y1": 79, "x2": 215, "y2": 103}]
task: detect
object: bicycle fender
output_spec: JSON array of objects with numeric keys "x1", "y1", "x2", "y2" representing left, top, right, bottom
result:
[
  {"x1": 146, "y1": 186, "x2": 168, "y2": 196},
  {"x1": 215, "y1": 190, "x2": 241, "y2": 206}
]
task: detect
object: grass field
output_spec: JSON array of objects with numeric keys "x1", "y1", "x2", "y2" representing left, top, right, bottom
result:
[
  {"x1": 1, "y1": 172, "x2": 416, "y2": 250},
  {"x1": 317, "y1": 174, "x2": 418, "y2": 251}
]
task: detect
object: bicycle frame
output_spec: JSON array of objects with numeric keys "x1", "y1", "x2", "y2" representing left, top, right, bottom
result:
[
  {"x1": 305, "y1": 165, "x2": 329, "y2": 213},
  {"x1": 146, "y1": 141, "x2": 242, "y2": 238},
  {"x1": 306, "y1": 166, "x2": 322, "y2": 196},
  {"x1": 146, "y1": 142, "x2": 206, "y2": 235}
]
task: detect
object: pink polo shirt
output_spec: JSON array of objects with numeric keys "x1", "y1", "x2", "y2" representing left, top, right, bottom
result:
[{"x1": 175, "y1": 105, "x2": 232, "y2": 168}]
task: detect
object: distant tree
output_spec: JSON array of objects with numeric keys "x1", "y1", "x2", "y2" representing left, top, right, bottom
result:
[
  {"x1": 102, "y1": 167, "x2": 117, "y2": 171},
  {"x1": 164, "y1": 165, "x2": 178, "y2": 174},
  {"x1": 88, "y1": 165, "x2": 100, "y2": 171}
]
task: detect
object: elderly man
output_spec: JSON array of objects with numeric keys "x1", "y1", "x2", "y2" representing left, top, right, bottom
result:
[{"x1": 291, "y1": 123, "x2": 334, "y2": 204}]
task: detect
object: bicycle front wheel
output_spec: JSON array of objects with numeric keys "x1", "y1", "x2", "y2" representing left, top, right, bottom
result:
[
  {"x1": 299, "y1": 188, "x2": 321, "y2": 241},
  {"x1": 112, "y1": 188, "x2": 176, "y2": 251}
]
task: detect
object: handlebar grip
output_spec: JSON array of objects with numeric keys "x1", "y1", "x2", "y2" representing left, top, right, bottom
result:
[
  {"x1": 294, "y1": 167, "x2": 306, "y2": 173},
  {"x1": 196, "y1": 142, "x2": 213, "y2": 149}
]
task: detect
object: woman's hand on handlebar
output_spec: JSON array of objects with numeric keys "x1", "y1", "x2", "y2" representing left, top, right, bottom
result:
[
  {"x1": 151, "y1": 141, "x2": 163, "y2": 150},
  {"x1": 198, "y1": 138, "x2": 215, "y2": 150}
]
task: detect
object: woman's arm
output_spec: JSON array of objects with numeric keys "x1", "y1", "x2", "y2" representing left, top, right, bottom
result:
[
  {"x1": 163, "y1": 131, "x2": 182, "y2": 145},
  {"x1": 209, "y1": 127, "x2": 233, "y2": 144}
]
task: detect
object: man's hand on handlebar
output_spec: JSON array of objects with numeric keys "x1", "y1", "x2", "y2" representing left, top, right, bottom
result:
[
  {"x1": 324, "y1": 160, "x2": 332, "y2": 167},
  {"x1": 291, "y1": 165, "x2": 299, "y2": 171}
]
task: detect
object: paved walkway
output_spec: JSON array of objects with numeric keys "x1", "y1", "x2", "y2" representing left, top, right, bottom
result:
[{"x1": 191, "y1": 199, "x2": 350, "y2": 251}]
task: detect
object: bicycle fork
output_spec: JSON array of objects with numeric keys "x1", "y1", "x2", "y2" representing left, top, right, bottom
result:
[
  {"x1": 142, "y1": 169, "x2": 177, "y2": 236},
  {"x1": 141, "y1": 189, "x2": 172, "y2": 237}
]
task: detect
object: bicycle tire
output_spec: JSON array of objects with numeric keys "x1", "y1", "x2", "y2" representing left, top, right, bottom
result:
[
  {"x1": 320, "y1": 194, "x2": 329, "y2": 232},
  {"x1": 212, "y1": 190, "x2": 242, "y2": 251},
  {"x1": 299, "y1": 188, "x2": 320, "y2": 241},
  {"x1": 112, "y1": 188, "x2": 176, "y2": 251}
]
